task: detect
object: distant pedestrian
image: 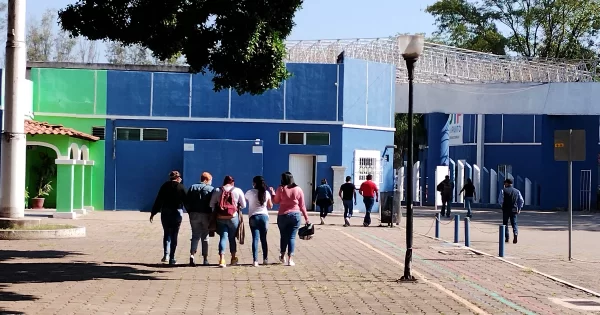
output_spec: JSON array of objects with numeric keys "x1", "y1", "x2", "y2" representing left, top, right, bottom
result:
[
  {"x1": 270, "y1": 172, "x2": 310, "y2": 266},
  {"x1": 313, "y1": 178, "x2": 334, "y2": 225},
  {"x1": 338, "y1": 176, "x2": 357, "y2": 227},
  {"x1": 460, "y1": 178, "x2": 476, "y2": 218},
  {"x1": 150, "y1": 170, "x2": 187, "y2": 265},
  {"x1": 498, "y1": 178, "x2": 524, "y2": 244},
  {"x1": 210, "y1": 175, "x2": 246, "y2": 268},
  {"x1": 359, "y1": 174, "x2": 379, "y2": 227},
  {"x1": 245, "y1": 176, "x2": 272, "y2": 267},
  {"x1": 437, "y1": 175, "x2": 454, "y2": 218},
  {"x1": 186, "y1": 171, "x2": 214, "y2": 266}
]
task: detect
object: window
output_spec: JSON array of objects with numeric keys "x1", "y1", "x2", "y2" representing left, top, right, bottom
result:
[
  {"x1": 497, "y1": 164, "x2": 513, "y2": 177},
  {"x1": 353, "y1": 150, "x2": 383, "y2": 185},
  {"x1": 279, "y1": 131, "x2": 330, "y2": 146},
  {"x1": 92, "y1": 126, "x2": 105, "y2": 140},
  {"x1": 115, "y1": 127, "x2": 168, "y2": 141}
]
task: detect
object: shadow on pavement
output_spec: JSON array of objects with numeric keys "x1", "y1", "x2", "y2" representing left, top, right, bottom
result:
[
  {"x1": 0, "y1": 249, "x2": 84, "y2": 263},
  {"x1": 0, "y1": 285, "x2": 34, "y2": 314}
]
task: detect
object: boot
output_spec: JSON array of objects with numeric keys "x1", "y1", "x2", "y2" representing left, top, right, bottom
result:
[{"x1": 513, "y1": 235, "x2": 518, "y2": 244}]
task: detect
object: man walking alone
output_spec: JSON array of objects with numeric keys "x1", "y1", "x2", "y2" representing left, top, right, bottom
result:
[{"x1": 498, "y1": 179, "x2": 524, "y2": 244}]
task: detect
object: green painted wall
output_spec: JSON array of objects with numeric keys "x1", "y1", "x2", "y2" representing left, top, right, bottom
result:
[
  {"x1": 31, "y1": 66, "x2": 108, "y2": 210},
  {"x1": 32, "y1": 68, "x2": 108, "y2": 115}
]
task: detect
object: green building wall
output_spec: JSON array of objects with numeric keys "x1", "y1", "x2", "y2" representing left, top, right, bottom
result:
[{"x1": 31, "y1": 68, "x2": 108, "y2": 210}]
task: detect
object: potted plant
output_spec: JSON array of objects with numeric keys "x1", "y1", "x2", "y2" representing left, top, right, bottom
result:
[
  {"x1": 25, "y1": 187, "x2": 30, "y2": 208},
  {"x1": 31, "y1": 152, "x2": 56, "y2": 209}
]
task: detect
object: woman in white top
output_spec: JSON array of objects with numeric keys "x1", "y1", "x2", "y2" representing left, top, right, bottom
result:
[{"x1": 245, "y1": 175, "x2": 273, "y2": 267}]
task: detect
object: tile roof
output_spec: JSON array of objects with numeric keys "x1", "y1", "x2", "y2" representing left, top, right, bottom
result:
[{"x1": 25, "y1": 120, "x2": 99, "y2": 141}]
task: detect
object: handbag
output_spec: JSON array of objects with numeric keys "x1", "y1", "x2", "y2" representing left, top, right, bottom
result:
[{"x1": 298, "y1": 223, "x2": 314, "y2": 240}]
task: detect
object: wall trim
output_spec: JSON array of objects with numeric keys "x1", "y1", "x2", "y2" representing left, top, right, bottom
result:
[
  {"x1": 342, "y1": 124, "x2": 395, "y2": 132},
  {"x1": 27, "y1": 141, "x2": 63, "y2": 158},
  {"x1": 34, "y1": 112, "x2": 346, "y2": 126},
  {"x1": 450, "y1": 142, "x2": 542, "y2": 147}
]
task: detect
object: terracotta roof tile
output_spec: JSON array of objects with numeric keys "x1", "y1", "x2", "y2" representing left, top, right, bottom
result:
[{"x1": 25, "y1": 120, "x2": 99, "y2": 141}]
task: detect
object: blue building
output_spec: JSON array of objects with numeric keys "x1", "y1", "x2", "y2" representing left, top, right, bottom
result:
[{"x1": 12, "y1": 58, "x2": 396, "y2": 213}]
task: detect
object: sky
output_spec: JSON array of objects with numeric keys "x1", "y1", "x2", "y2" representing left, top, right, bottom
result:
[{"x1": 26, "y1": 0, "x2": 440, "y2": 62}]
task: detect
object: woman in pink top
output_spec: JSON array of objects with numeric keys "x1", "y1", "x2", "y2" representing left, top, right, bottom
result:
[{"x1": 269, "y1": 172, "x2": 310, "y2": 266}]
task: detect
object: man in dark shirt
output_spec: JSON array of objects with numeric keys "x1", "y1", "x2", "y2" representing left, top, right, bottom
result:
[
  {"x1": 339, "y1": 176, "x2": 357, "y2": 227},
  {"x1": 459, "y1": 178, "x2": 476, "y2": 218},
  {"x1": 437, "y1": 175, "x2": 454, "y2": 218},
  {"x1": 498, "y1": 179, "x2": 524, "y2": 244},
  {"x1": 150, "y1": 171, "x2": 187, "y2": 265}
]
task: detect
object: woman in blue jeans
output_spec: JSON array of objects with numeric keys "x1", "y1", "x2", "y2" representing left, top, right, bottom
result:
[
  {"x1": 149, "y1": 171, "x2": 187, "y2": 265},
  {"x1": 245, "y1": 176, "x2": 273, "y2": 267},
  {"x1": 210, "y1": 175, "x2": 247, "y2": 268},
  {"x1": 269, "y1": 172, "x2": 310, "y2": 266}
]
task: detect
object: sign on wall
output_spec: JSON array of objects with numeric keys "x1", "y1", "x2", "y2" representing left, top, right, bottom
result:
[{"x1": 448, "y1": 114, "x2": 463, "y2": 146}]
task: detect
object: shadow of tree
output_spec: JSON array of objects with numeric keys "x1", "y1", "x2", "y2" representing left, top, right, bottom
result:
[{"x1": 0, "y1": 250, "x2": 164, "y2": 314}]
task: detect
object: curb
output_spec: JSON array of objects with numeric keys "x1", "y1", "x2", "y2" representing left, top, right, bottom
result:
[
  {"x1": 415, "y1": 230, "x2": 600, "y2": 298},
  {"x1": 0, "y1": 227, "x2": 86, "y2": 240}
]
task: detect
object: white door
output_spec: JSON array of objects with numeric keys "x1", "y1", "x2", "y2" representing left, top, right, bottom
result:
[{"x1": 289, "y1": 154, "x2": 314, "y2": 210}]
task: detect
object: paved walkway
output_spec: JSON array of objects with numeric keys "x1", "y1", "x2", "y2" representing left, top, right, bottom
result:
[
  {"x1": 413, "y1": 207, "x2": 600, "y2": 294},
  {"x1": 0, "y1": 210, "x2": 599, "y2": 314}
]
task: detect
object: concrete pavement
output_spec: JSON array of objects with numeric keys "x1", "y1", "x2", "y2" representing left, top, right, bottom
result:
[{"x1": 0, "y1": 210, "x2": 599, "y2": 314}]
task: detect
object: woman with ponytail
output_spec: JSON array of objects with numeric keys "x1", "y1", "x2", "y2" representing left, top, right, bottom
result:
[{"x1": 245, "y1": 175, "x2": 273, "y2": 266}]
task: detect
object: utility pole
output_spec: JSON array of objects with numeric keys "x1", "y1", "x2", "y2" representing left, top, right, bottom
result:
[{"x1": 0, "y1": 0, "x2": 27, "y2": 219}]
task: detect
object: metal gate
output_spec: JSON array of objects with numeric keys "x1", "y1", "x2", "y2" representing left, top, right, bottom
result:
[{"x1": 580, "y1": 169, "x2": 592, "y2": 211}]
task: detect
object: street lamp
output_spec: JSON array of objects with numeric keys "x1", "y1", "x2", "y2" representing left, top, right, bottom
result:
[{"x1": 397, "y1": 34, "x2": 424, "y2": 282}]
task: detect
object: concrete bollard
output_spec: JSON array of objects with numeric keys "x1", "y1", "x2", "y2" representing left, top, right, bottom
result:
[
  {"x1": 435, "y1": 213, "x2": 440, "y2": 238},
  {"x1": 453, "y1": 214, "x2": 460, "y2": 243},
  {"x1": 499, "y1": 225, "x2": 506, "y2": 257},
  {"x1": 464, "y1": 217, "x2": 470, "y2": 247}
]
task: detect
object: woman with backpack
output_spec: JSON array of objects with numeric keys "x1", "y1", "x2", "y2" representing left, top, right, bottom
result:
[
  {"x1": 313, "y1": 178, "x2": 333, "y2": 225},
  {"x1": 245, "y1": 176, "x2": 273, "y2": 267},
  {"x1": 149, "y1": 171, "x2": 187, "y2": 265},
  {"x1": 185, "y1": 172, "x2": 214, "y2": 266},
  {"x1": 209, "y1": 175, "x2": 246, "y2": 268},
  {"x1": 269, "y1": 172, "x2": 310, "y2": 267}
]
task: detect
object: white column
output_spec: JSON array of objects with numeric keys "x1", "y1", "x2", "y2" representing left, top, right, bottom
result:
[
  {"x1": 456, "y1": 160, "x2": 465, "y2": 203},
  {"x1": 0, "y1": 0, "x2": 27, "y2": 219},
  {"x1": 473, "y1": 165, "x2": 481, "y2": 203},
  {"x1": 412, "y1": 161, "x2": 420, "y2": 202},
  {"x1": 476, "y1": 114, "x2": 485, "y2": 170},
  {"x1": 331, "y1": 166, "x2": 347, "y2": 213}
]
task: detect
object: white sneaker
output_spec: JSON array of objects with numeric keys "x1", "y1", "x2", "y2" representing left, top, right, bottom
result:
[
  {"x1": 263, "y1": 258, "x2": 269, "y2": 265},
  {"x1": 287, "y1": 259, "x2": 295, "y2": 267},
  {"x1": 253, "y1": 261, "x2": 259, "y2": 267},
  {"x1": 320, "y1": 218, "x2": 325, "y2": 225}
]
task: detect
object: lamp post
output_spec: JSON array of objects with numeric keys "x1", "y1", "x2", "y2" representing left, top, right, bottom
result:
[{"x1": 397, "y1": 34, "x2": 424, "y2": 282}]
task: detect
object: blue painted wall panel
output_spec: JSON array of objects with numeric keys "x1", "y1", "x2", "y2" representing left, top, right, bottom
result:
[
  {"x1": 462, "y1": 114, "x2": 477, "y2": 144},
  {"x1": 502, "y1": 115, "x2": 535, "y2": 143},
  {"x1": 152, "y1": 73, "x2": 190, "y2": 117},
  {"x1": 366, "y1": 61, "x2": 394, "y2": 127},
  {"x1": 285, "y1": 63, "x2": 338, "y2": 121},
  {"x1": 190, "y1": 73, "x2": 229, "y2": 118},
  {"x1": 230, "y1": 85, "x2": 284, "y2": 119},
  {"x1": 342, "y1": 59, "x2": 367, "y2": 125},
  {"x1": 534, "y1": 115, "x2": 543, "y2": 142},
  {"x1": 107, "y1": 71, "x2": 152, "y2": 116},
  {"x1": 484, "y1": 115, "x2": 502, "y2": 143},
  {"x1": 341, "y1": 127, "x2": 395, "y2": 213},
  {"x1": 104, "y1": 120, "x2": 342, "y2": 211},
  {"x1": 337, "y1": 65, "x2": 345, "y2": 122}
]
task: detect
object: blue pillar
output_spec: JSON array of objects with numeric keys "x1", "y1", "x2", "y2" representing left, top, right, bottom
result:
[{"x1": 426, "y1": 113, "x2": 450, "y2": 204}]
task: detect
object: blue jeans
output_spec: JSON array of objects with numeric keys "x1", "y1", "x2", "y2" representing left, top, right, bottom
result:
[
  {"x1": 363, "y1": 197, "x2": 375, "y2": 226},
  {"x1": 249, "y1": 214, "x2": 269, "y2": 262},
  {"x1": 343, "y1": 199, "x2": 354, "y2": 218},
  {"x1": 441, "y1": 196, "x2": 452, "y2": 216},
  {"x1": 161, "y1": 209, "x2": 183, "y2": 260},
  {"x1": 464, "y1": 197, "x2": 473, "y2": 216},
  {"x1": 217, "y1": 216, "x2": 240, "y2": 255},
  {"x1": 277, "y1": 212, "x2": 301, "y2": 256},
  {"x1": 189, "y1": 212, "x2": 211, "y2": 257},
  {"x1": 503, "y1": 211, "x2": 519, "y2": 237}
]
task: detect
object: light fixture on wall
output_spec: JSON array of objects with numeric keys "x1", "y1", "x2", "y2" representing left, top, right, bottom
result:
[
  {"x1": 254, "y1": 139, "x2": 261, "y2": 146},
  {"x1": 397, "y1": 33, "x2": 424, "y2": 283}
]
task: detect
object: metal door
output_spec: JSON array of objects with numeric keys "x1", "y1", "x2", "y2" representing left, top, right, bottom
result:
[{"x1": 288, "y1": 154, "x2": 315, "y2": 210}]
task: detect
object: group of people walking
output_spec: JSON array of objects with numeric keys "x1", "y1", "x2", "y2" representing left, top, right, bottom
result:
[
  {"x1": 150, "y1": 171, "x2": 309, "y2": 267},
  {"x1": 437, "y1": 175, "x2": 524, "y2": 244}
]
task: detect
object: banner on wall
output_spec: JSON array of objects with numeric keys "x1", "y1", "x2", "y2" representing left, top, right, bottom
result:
[{"x1": 447, "y1": 114, "x2": 463, "y2": 146}]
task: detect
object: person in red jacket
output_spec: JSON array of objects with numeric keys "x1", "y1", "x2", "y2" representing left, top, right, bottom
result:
[{"x1": 359, "y1": 174, "x2": 379, "y2": 227}]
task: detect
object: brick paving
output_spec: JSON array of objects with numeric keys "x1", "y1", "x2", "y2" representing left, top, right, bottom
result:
[
  {"x1": 413, "y1": 207, "x2": 600, "y2": 294},
  {"x1": 0, "y1": 210, "x2": 598, "y2": 314}
]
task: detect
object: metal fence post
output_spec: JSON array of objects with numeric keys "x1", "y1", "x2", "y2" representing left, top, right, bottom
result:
[
  {"x1": 464, "y1": 217, "x2": 470, "y2": 247},
  {"x1": 453, "y1": 214, "x2": 460, "y2": 243},
  {"x1": 499, "y1": 225, "x2": 506, "y2": 257},
  {"x1": 435, "y1": 213, "x2": 440, "y2": 239}
]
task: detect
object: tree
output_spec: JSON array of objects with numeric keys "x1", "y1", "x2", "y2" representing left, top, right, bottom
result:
[
  {"x1": 26, "y1": 9, "x2": 55, "y2": 61},
  {"x1": 58, "y1": 0, "x2": 303, "y2": 95},
  {"x1": 426, "y1": 0, "x2": 600, "y2": 58},
  {"x1": 394, "y1": 114, "x2": 427, "y2": 167},
  {"x1": 77, "y1": 37, "x2": 99, "y2": 63},
  {"x1": 105, "y1": 41, "x2": 184, "y2": 65}
]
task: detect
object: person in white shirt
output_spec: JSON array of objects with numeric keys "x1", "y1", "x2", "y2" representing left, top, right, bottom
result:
[
  {"x1": 210, "y1": 175, "x2": 246, "y2": 267},
  {"x1": 245, "y1": 176, "x2": 273, "y2": 267}
]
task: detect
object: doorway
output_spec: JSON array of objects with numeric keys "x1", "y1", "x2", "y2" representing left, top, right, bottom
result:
[{"x1": 288, "y1": 154, "x2": 316, "y2": 211}]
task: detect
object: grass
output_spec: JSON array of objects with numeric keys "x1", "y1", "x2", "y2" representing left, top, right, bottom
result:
[{"x1": 0, "y1": 224, "x2": 77, "y2": 231}]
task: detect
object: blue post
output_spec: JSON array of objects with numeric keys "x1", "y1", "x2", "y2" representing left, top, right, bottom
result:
[
  {"x1": 464, "y1": 217, "x2": 470, "y2": 247},
  {"x1": 454, "y1": 214, "x2": 460, "y2": 243},
  {"x1": 435, "y1": 213, "x2": 440, "y2": 238},
  {"x1": 499, "y1": 225, "x2": 506, "y2": 257}
]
